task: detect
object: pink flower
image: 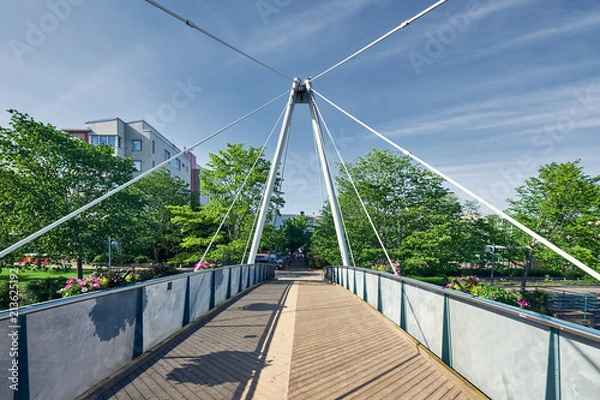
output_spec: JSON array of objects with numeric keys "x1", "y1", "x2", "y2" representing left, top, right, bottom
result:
[
  {"x1": 82, "y1": 287, "x2": 88, "y2": 293},
  {"x1": 517, "y1": 299, "x2": 529, "y2": 308},
  {"x1": 66, "y1": 278, "x2": 74, "y2": 284},
  {"x1": 194, "y1": 261, "x2": 208, "y2": 271},
  {"x1": 77, "y1": 279, "x2": 85, "y2": 285},
  {"x1": 64, "y1": 284, "x2": 71, "y2": 290},
  {"x1": 92, "y1": 283, "x2": 100, "y2": 289}
]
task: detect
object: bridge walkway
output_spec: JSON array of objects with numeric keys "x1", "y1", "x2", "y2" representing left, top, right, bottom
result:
[{"x1": 83, "y1": 262, "x2": 484, "y2": 399}]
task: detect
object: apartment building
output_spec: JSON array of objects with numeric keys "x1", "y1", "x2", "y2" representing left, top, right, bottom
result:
[{"x1": 65, "y1": 118, "x2": 200, "y2": 192}]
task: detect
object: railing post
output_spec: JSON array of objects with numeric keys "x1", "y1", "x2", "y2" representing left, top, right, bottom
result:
[
  {"x1": 210, "y1": 269, "x2": 216, "y2": 309},
  {"x1": 133, "y1": 287, "x2": 145, "y2": 359},
  {"x1": 239, "y1": 266, "x2": 243, "y2": 292},
  {"x1": 13, "y1": 315, "x2": 30, "y2": 400},
  {"x1": 346, "y1": 267, "x2": 349, "y2": 289},
  {"x1": 545, "y1": 328, "x2": 561, "y2": 400},
  {"x1": 442, "y1": 294, "x2": 452, "y2": 367},
  {"x1": 377, "y1": 274, "x2": 382, "y2": 313},
  {"x1": 363, "y1": 270, "x2": 368, "y2": 303},
  {"x1": 226, "y1": 268, "x2": 232, "y2": 299},
  {"x1": 400, "y1": 281, "x2": 406, "y2": 331},
  {"x1": 353, "y1": 268, "x2": 357, "y2": 295},
  {"x1": 182, "y1": 276, "x2": 191, "y2": 326}
]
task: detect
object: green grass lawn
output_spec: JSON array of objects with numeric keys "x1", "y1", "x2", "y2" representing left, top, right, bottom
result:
[{"x1": 0, "y1": 267, "x2": 96, "y2": 289}]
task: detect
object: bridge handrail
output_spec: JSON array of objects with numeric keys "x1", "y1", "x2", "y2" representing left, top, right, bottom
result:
[
  {"x1": 329, "y1": 266, "x2": 600, "y2": 343},
  {"x1": 325, "y1": 265, "x2": 600, "y2": 400},
  {"x1": 0, "y1": 263, "x2": 271, "y2": 320},
  {"x1": 0, "y1": 263, "x2": 275, "y2": 400}
]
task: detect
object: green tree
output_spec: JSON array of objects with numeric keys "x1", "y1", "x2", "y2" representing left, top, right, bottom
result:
[
  {"x1": 507, "y1": 160, "x2": 600, "y2": 275},
  {"x1": 0, "y1": 110, "x2": 139, "y2": 278},
  {"x1": 282, "y1": 215, "x2": 311, "y2": 255},
  {"x1": 128, "y1": 169, "x2": 190, "y2": 262},
  {"x1": 311, "y1": 149, "x2": 484, "y2": 274},
  {"x1": 171, "y1": 143, "x2": 283, "y2": 264}
]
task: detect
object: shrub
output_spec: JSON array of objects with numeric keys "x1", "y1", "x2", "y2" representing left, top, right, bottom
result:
[
  {"x1": 309, "y1": 254, "x2": 328, "y2": 269},
  {"x1": 520, "y1": 289, "x2": 550, "y2": 315},
  {"x1": 407, "y1": 276, "x2": 448, "y2": 286},
  {"x1": 21, "y1": 278, "x2": 64, "y2": 305},
  {"x1": 93, "y1": 254, "x2": 107, "y2": 263},
  {"x1": 134, "y1": 255, "x2": 150, "y2": 264},
  {"x1": 138, "y1": 263, "x2": 180, "y2": 281},
  {"x1": 446, "y1": 277, "x2": 530, "y2": 309},
  {"x1": 0, "y1": 281, "x2": 11, "y2": 310}
]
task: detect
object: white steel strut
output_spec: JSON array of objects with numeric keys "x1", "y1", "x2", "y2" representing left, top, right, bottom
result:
[{"x1": 247, "y1": 78, "x2": 350, "y2": 266}]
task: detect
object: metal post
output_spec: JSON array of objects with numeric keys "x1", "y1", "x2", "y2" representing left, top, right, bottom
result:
[
  {"x1": 247, "y1": 78, "x2": 300, "y2": 264},
  {"x1": 305, "y1": 78, "x2": 350, "y2": 266}
]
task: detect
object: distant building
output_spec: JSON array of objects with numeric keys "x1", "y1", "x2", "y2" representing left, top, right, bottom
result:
[{"x1": 64, "y1": 118, "x2": 200, "y2": 193}]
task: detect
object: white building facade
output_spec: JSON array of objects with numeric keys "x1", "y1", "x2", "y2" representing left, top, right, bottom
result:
[{"x1": 65, "y1": 118, "x2": 200, "y2": 192}]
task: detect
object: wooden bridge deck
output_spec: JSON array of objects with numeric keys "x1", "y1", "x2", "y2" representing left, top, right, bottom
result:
[{"x1": 83, "y1": 265, "x2": 485, "y2": 400}]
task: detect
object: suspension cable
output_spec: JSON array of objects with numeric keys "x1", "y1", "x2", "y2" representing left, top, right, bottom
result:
[
  {"x1": 314, "y1": 99, "x2": 395, "y2": 274},
  {"x1": 0, "y1": 91, "x2": 288, "y2": 260},
  {"x1": 313, "y1": 89, "x2": 600, "y2": 281},
  {"x1": 201, "y1": 104, "x2": 288, "y2": 267},
  {"x1": 145, "y1": 0, "x2": 293, "y2": 82},
  {"x1": 312, "y1": 0, "x2": 448, "y2": 81}
]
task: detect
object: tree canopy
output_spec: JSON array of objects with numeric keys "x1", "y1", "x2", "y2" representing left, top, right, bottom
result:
[
  {"x1": 170, "y1": 143, "x2": 284, "y2": 264},
  {"x1": 311, "y1": 149, "x2": 493, "y2": 273},
  {"x1": 0, "y1": 110, "x2": 139, "y2": 276},
  {"x1": 508, "y1": 160, "x2": 600, "y2": 274}
]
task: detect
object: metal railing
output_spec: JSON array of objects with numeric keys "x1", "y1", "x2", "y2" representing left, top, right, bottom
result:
[
  {"x1": 0, "y1": 264, "x2": 275, "y2": 400},
  {"x1": 325, "y1": 266, "x2": 600, "y2": 400}
]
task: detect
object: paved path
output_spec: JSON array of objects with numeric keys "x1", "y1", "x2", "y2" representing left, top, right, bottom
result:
[{"x1": 84, "y1": 263, "x2": 484, "y2": 399}]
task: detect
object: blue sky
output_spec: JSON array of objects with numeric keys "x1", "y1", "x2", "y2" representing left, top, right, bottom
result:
[{"x1": 1, "y1": 0, "x2": 599, "y2": 215}]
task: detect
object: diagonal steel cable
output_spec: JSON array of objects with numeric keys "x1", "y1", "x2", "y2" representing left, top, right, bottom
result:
[
  {"x1": 314, "y1": 89, "x2": 600, "y2": 281},
  {"x1": 312, "y1": 0, "x2": 448, "y2": 81},
  {"x1": 146, "y1": 0, "x2": 293, "y2": 81}
]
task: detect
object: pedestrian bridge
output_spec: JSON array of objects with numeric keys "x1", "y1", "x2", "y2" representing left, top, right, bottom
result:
[{"x1": 2, "y1": 263, "x2": 599, "y2": 400}]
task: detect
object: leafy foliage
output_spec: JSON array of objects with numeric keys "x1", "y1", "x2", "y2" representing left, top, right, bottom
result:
[
  {"x1": 21, "y1": 278, "x2": 64, "y2": 304},
  {"x1": 170, "y1": 143, "x2": 283, "y2": 264},
  {"x1": 127, "y1": 169, "x2": 190, "y2": 262},
  {"x1": 281, "y1": 215, "x2": 311, "y2": 254},
  {"x1": 0, "y1": 110, "x2": 140, "y2": 277},
  {"x1": 311, "y1": 149, "x2": 495, "y2": 273},
  {"x1": 507, "y1": 160, "x2": 600, "y2": 274}
]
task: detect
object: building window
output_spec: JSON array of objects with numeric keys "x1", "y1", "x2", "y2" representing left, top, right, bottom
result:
[
  {"x1": 132, "y1": 139, "x2": 142, "y2": 151},
  {"x1": 89, "y1": 135, "x2": 117, "y2": 147},
  {"x1": 164, "y1": 150, "x2": 171, "y2": 162},
  {"x1": 152, "y1": 140, "x2": 155, "y2": 154},
  {"x1": 174, "y1": 159, "x2": 181, "y2": 170},
  {"x1": 133, "y1": 160, "x2": 142, "y2": 171}
]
